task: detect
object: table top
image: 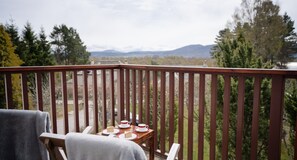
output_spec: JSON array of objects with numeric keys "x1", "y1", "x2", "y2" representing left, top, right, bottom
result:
[{"x1": 99, "y1": 125, "x2": 154, "y2": 144}]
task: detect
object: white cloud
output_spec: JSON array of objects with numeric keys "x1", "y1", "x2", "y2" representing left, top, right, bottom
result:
[{"x1": 0, "y1": 0, "x2": 296, "y2": 51}]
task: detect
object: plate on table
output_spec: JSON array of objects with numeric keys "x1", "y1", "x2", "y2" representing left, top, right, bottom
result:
[
  {"x1": 118, "y1": 133, "x2": 137, "y2": 140},
  {"x1": 102, "y1": 129, "x2": 120, "y2": 135},
  {"x1": 135, "y1": 127, "x2": 149, "y2": 133},
  {"x1": 118, "y1": 124, "x2": 131, "y2": 129}
]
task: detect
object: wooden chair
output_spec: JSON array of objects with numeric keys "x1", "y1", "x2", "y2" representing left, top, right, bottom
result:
[{"x1": 40, "y1": 128, "x2": 180, "y2": 160}]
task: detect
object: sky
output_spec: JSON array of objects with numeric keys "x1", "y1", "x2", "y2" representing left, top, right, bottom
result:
[{"x1": 0, "y1": 0, "x2": 297, "y2": 52}]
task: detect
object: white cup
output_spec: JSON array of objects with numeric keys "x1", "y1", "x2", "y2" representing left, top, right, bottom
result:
[
  {"x1": 138, "y1": 123, "x2": 149, "y2": 131},
  {"x1": 120, "y1": 120, "x2": 129, "y2": 127}
]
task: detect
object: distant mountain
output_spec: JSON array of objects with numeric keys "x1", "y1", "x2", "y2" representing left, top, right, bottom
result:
[{"x1": 90, "y1": 44, "x2": 215, "y2": 58}]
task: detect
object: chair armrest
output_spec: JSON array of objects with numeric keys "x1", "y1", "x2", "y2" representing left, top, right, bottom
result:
[
  {"x1": 82, "y1": 126, "x2": 93, "y2": 134},
  {"x1": 167, "y1": 143, "x2": 180, "y2": 160},
  {"x1": 39, "y1": 133, "x2": 66, "y2": 147},
  {"x1": 39, "y1": 133, "x2": 66, "y2": 160}
]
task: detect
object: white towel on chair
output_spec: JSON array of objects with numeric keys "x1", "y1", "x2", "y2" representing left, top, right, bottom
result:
[{"x1": 65, "y1": 132, "x2": 147, "y2": 160}]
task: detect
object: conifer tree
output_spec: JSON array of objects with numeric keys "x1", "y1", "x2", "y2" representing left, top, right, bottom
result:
[
  {"x1": 36, "y1": 28, "x2": 55, "y2": 66},
  {"x1": 18, "y1": 23, "x2": 55, "y2": 109},
  {"x1": 279, "y1": 13, "x2": 297, "y2": 67},
  {"x1": 19, "y1": 22, "x2": 39, "y2": 66},
  {"x1": 5, "y1": 21, "x2": 19, "y2": 44},
  {"x1": 5, "y1": 19, "x2": 21, "y2": 57},
  {"x1": 212, "y1": 30, "x2": 272, "y2": 159},
  {"x1": 50, "y1": 24, "x2": 90, "y2": 65}
]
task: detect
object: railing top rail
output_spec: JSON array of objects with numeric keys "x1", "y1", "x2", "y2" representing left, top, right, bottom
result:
[
  {"x1": 1, "y1": 64, "x2": 297, "y2": 78},
  {"x1": 121, "y1": 64, "x2": 297, "y2": 77},
  {"x1": 0, "y1": 64, "x2": 120, "y2": 73}
]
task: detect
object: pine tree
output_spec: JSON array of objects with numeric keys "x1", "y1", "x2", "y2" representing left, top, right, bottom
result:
[
  {"x1": 50, "y1": 24, "x2": 90, "y2": 65},
  {"x1": 278, "y1": 13, "x2": 297, "y2": 67},
  {"x1": 5, "y1": 20, "x2": 19, "y2": 45},
  {"x1": 5, "y1": 19, "x2": 22, "y2": 58},
  {"x1": 19, "y1": 22, "x2": 39, "y2": 66},
  {"x1": 212, "y1": 30, "x2": 272, "y2": 159},
  {"x1": 0, "y1": 24, "x2": 23, "y2": 109},
  {"x1": 17, "y1": 23, "x2": 55, "y2": 109},
  {"x1": 36, "y1": 28, "x2": 55, "y2": 66}
]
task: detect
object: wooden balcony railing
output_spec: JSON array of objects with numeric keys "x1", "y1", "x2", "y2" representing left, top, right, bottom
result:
[{"x1": 1, "y1": 64, "x2": 297, "y2": 160}]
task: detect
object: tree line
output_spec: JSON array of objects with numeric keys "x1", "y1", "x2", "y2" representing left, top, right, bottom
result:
[
  {"x1": 2, "y1": 21, "x2": 90, "y2": 67},
  {"x1": 0, "y1": 21, "x2": 90, "y2": 109}
]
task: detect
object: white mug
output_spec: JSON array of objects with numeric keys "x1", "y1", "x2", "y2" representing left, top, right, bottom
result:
[
  {"x1": 120, "y1": 120, "x2": 129, "y2": 126},
  {"x1": 138, "y1": 123, "x2": 149, "y2": 131}
]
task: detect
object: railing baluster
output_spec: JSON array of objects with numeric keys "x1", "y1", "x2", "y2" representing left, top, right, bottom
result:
[
  {"x1": 160, "y1": 71, "x2": 166, "y2": 153},
  {"x1": 144, "y1": 70, "x2": 150, "y2": 148},
  {"x1": 125, "y1": 69, "x2": 130, "y2": 121},
  {"x1": 268, "y1": 76, "x2": 285, "y2": 160},
  {"x1": 92, "y1": 70, "x2": 99, "y2": 133},
  {"x1": 250, "y1": 76, "x2": 261, "y2": 160},
  {"x1": 138, "y1": 70, "x2": 143, "y2": 123},
  {"x1": 110, "y1": 69, "x2": 115, "y2": 126},
  {"x1": 49, "y1": 72, "x2": 57, "y2": 133},
  {"x1": 145, "y1": 70, "x2": 150, "y2": 126},
  {"x1": 210, "y1": 74, "x2": 218, "y2": 160},
  {"x1": 21, "y1": 73, "x2": 29, "y2": 110},
  {"x1": 222, "y1": 75, "x2": 231, "y2": 160},
  {"x1": 83, "y1": 70, "x2": 89, "y2": 127},
  {"x1": 236, "y1": 76, "x2": 245, "y2": 160},
  {"x1": 188, "y1": 73, "x2": 194, "y2": 159},
  {"x1": 178, "y1": 72, "x2": 184, "y2": 159},
  {"x1": 169, "y1": 71, "x2": 175, "y2": 148},
  {"x1": 36, "y1": 72, "x2": 43, "y2": 111},
  {"x1": 119, "y1": 69, "x2": 125, "y2": 121},
  {"x1": 102, "y1": 69, "x2": 107, "y2": 128},
  {"x1": 132, "y1": 69, "x2": 136, "y2": 125},
  {"x1": 198, "y1": 73, "x2": 205, "y2": 160},
  {"x1": 153, "y1": 70, "x2": 158, "y2": 150},
  {"x1": 295, "y1": 114, "x2": 297, "y2": 160},
  {"x1": 73, "y1": 71, "x2": 79, "y2": 132},
  {"x1": 4, "y1": 74, "x2": 13, "y2": 108},
  {"x1": 61, "y1": 71, "x2": 69, "y2": 134}
]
